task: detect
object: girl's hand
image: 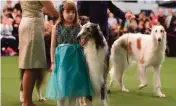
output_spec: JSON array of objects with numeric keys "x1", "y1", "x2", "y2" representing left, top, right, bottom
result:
[{"x1": 49, "y1": 63, "x2": 54, "y2": 72}]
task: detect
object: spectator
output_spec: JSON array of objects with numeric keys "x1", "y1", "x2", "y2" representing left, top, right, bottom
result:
[
  {"x1": 138, "y1": 20, "x2": 145, "y2": 33},
  {"x1": 149, "y1": 11, "x2": 158, "y2": 26},
  {"x1": 12, "y1": 15, "x2": 22, "y2": 53},
  {"x1": 128, "y1": 20, "x2": 139, "y2": 33},
  {"x1": 137, "y1": 11, "x2": 146, "y2": 22},
  {"x1": 124, "y1": 11, "x2": 134, "y2": 28},
  {"x1": 2, "y1": 8, "x2": 13, "y2": 19},
  {"x1": 108, "y1": 12, "x2": 118, "y2": 27},
  {"x1": 166, "y1": 11, "x2": 176, "y2": 57},
  {"x1": 157, "y1": 8, "x2": 167, "y2": 29},
  {"x1": 14, "y1": 1, "x2": 22, "y2": 13},
  {"x1": 4, "y1": 0, "x2": 13, "y2": 9},
  {"x1": 166, "y1": 8, "x2": 173, "y2": 29},
  {"x1": 144, "y1": 20, "x2": 152, "y2": 34},
  {"x1": 12, "y1": 15, "x2": 21, "y2": 37},
  {"x1": 0, "y1": 15, "x2": 18, "y2": 55}
]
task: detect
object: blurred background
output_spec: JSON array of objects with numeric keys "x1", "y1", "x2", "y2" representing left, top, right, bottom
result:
[
  {"x1": 0, "y1": 0, "x2": 176, "y2": 56},
  {"x1": 0, "y1": 1, "x2": 176, "y2": 106}
]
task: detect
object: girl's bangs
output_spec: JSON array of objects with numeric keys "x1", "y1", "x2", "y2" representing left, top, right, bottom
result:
[{"x1": 64, "y1": 3, "x2": 76, "y2": 11}]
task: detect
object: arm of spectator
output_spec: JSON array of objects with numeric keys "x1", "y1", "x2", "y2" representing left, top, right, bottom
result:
[
  {"x1": 77, "y1": 1, "x2": 89, "y2": 17},
  {"x1": 40, "y1": 0, "x2": 59, "y2": 17}
]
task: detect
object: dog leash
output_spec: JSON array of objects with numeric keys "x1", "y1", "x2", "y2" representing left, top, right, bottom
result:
[{"x1": 126, "y1": 33, "x2": 129, "y2": 65}]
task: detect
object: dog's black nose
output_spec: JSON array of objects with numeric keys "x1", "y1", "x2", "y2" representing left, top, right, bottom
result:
[
  {"x1": 158, "y1": 38, "x2": 161, "y2": 42},
  {"x1": 77, "y1": 35, "x2": 80, "y2": 40}
]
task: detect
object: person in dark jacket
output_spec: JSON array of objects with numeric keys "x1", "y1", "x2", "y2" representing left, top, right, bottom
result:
[
  {"x1": 77, "y1": 2, "x2": 135, "y2": 102},
  {"x1": 77, "y1": 1, "x2": 135, "y2": 41}
]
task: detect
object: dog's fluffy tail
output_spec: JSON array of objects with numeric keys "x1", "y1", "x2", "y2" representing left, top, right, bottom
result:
[{"x1": 109, "y1": 34, "x2": 131, "y2": 82}]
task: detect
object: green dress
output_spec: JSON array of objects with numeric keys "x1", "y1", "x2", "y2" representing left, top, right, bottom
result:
[{"x1": 45, "y1": 23, "x2": 94, "y2": 100}]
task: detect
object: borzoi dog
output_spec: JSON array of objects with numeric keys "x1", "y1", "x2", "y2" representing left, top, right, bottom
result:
[
  {"x1": 109, "y1": 25, "x2": 166, "y2": 97},
  {"x1": 77, "y1": 22, "x2": 109, "y2": 106}
]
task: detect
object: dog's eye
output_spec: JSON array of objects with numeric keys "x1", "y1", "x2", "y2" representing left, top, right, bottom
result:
[
  {"x1": 86, "y1": 27, "x2": 91, "y2": 31},
  {"x1": 160, "y1": 30, "x2": 164, "y2": 33}
]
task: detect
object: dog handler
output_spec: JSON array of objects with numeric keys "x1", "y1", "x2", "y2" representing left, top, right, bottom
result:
[{"x1": 18, "y1": 1, "x2": 59, "y2": 106}]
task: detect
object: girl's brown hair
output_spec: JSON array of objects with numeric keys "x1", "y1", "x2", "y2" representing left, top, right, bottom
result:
[{"x1": 57, "y1": 1, "x2": 78, "y2": 26}]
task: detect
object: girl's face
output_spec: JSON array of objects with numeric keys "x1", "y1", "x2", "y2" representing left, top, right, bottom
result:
[{"x1": 63, "y1": 9, "x2": 75, "y2": 23}]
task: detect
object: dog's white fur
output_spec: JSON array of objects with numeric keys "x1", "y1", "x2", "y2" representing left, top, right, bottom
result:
[
  {"x1": 84, "y1": 40, "x2": 108, "y2": 106},
  {"x1": 109, "y1": 25, "x2": 166, "y2": 97},
  {"x1": 84, "y1": 39, "x2": 108, "y2": 91},
  {"x1": 78, "y1": 22, "x2": 109, "y2": 106}
]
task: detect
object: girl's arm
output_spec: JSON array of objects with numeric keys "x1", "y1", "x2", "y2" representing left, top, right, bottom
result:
[{"x1": 50, "y1": 24, "x2": 57, "y2": 65}]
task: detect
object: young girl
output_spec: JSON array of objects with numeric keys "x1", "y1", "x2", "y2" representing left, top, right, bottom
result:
[{"x1": 45, "y1": 1, "x2": 94, "y2": 106}]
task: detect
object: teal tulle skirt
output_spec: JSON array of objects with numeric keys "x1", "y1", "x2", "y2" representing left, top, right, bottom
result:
[{"x1": 45, "y1": 44, "x2": 94, "y2": 100}]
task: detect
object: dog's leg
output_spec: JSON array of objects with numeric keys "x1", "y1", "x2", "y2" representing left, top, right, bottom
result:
[
  {"x1": 68, "y1": 97, "x2": 76, "y2": 106},
  {"x1": 153, "y1": 65, "x2": 166, "y2": 97},
  {"x1": 101, "y1": 83, "x2": 108, "y2": 106},
  {"x1": 107, "y1": 79, "x2": 113, "y2": 93},
  {"x1": 138, "y1": 64, "x2": 148, "y2": 90},
  {"x1": 37, "y1": 88, "x2": 46, "y2": 102},
  {"x1": 117, "y1": 69, "x2": 129, "y2": 92},
  {"x1": 57, "y1": 99, "x2": 65, "y2": 106},
  {"x1": 110, "y1": 65, "x2": 129, "y2": 92},
  {"x1": 78, "y1": 97, "x2": 87, "y2": 106},
  {"x1": 36, "y1": 71, "x2": 46, "y2": 102},
  {"x1": 20, "y1": 69, "x2": 24, "y2": 103},
  {"x1": 86, "y1": 96, "x2": 93, "y2": 106},
  {"x1": 20, "y1": 82, "x2": 24, "y2": 103}
]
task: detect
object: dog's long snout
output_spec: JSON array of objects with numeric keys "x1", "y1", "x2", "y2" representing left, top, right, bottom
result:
[{"x1": 77, "y1": 34, "x2": 81, "y2": 40}]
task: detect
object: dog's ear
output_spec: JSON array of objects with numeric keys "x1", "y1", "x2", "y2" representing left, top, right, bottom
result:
[
  {"x1": 151, "y1": 25, "x2": 156, "y2": 36},
  {"x1": 79, "y1": 16, "x2": 90, "y2": 25},
  {"x1": 79, "y1": 16, "x2": 89, "y2": 20},
  {"x1": 92, "y1": 23, "x2": 99, "y2": 29}
]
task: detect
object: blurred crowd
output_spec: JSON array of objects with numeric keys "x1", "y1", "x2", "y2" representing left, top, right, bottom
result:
[
  {"x1": 108, "y1": 8, "x2": 176, "y2": 56},
  {"x1": 108, "y1": 8, "x2": 176, "y2": 39},
  {"x1": 1, "y1": 1, "x2": 176, "y2": 56}
]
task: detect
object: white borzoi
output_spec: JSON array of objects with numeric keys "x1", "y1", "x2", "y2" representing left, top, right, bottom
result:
[
  {"x1": 77, "y1": 22, "x2": 109, "y2": 106},
  {"x1": 109, "y1": 25, "x2": 166, "y2": 97}
]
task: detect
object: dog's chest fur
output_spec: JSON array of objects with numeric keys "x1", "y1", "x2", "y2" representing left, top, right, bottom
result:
[
  {"x1": 128, "y1": 34, "x2": 166, "y2": 67},
  {"x1": 83, "y1": 40, "x2": 107, "y2": 91},
  {"x1": 145, "y1": 44, "x2": 165, "y2": 67}
]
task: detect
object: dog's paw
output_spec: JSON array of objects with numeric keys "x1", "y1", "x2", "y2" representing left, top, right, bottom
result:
[
  {"x1": 122, "y1": 88, "x2": 129, "y2": 92},
  {"x1": 20, "y1": 91, "x2": 24, "y2": 103},
  {"x1": 156, "y1": 93, "x2": 166, "y2": 98},
  {"x1": 138, "y1": 84, "x2": 148, "y2": 90},
  {"x1": 79, "y1": 100, "x2": 87, "y2": 106},
  {"x1": 39, "y1": 97, "x2": 46, "y2": 102}
]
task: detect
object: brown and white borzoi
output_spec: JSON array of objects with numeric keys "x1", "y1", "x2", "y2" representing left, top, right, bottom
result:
[{"x1": 109, "y1": 25, "x2": 166, "y2": 97}]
